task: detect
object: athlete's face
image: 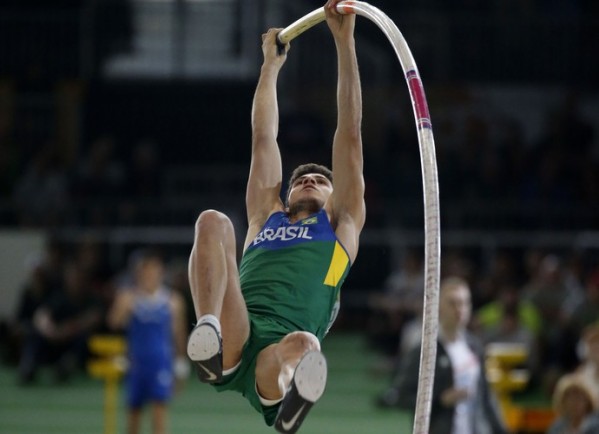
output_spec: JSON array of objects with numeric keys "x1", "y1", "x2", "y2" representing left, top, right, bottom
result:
[
  {"x1": 287, "y1": 173, "x2": 333, "y2": 212},
  {"x1": 135, "y1": 258, "x2": 164, "y2": 293}
]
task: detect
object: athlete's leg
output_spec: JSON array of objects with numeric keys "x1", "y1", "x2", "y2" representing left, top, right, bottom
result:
[
  {"x1": 188, "y1": 209, "x2": 249, "y2": 369},
  {"x1": 126, "y1": 372, "x2": 144, "y2": 434},
  {"x1": 150, "y1": 402, "x2": 167, "y2": 434},
  {"x1": 127, "y1": 408, "x2": 142, "y2": 434},
  {"x1": 256, "y1": 332, "x2": 327, "y2": 434},
  {"x1": 255, "y1": 331, "x2": 321, "y2": 400}
]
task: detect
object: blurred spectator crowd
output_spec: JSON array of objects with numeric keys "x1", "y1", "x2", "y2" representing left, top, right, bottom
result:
[
  {"x1": 1, "y1": 88, "x2": 597, "y2": 232},
  {"x1": 368, "y1": 245, "x2": 599, "y2": 403},
  {"x1": 5, "y1": 135, "x2": 164, "y2": 228},
  {"x1": 0, "y1": 238, "x2": 194, "y2": 385}
]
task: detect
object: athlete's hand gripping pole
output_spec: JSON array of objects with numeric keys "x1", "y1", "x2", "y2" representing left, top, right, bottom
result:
[{"x1": 275, "y1": 3, "x2": 356, "y2": 55}]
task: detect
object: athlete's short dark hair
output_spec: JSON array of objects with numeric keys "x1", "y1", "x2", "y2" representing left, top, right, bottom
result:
[{"x1": 285, "y1": 163, "x2": 333, "y2": 206}]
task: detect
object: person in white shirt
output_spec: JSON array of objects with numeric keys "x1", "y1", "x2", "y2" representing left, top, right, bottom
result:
[{"x1": 378, "y1": 276, "x2": 508, "y2": 434}]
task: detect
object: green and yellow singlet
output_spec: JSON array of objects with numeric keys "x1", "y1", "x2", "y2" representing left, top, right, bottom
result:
[{"x1": 240, "y1": 209, "x2": 351, "y2": 340}]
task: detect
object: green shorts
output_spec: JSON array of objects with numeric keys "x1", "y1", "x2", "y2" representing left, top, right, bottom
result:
[{"x1": 212, "y1": 313, "x2": 294, "y2": 426}]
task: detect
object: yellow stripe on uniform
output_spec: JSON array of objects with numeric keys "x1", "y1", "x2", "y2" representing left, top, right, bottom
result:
[{"x1": 323, "y1": 241, "x2": 349, "y2": 286}]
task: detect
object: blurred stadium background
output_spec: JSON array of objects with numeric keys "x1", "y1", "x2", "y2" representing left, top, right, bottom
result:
[{"x1": 0, "y1": 0, "x2": 598, "y2": 433}]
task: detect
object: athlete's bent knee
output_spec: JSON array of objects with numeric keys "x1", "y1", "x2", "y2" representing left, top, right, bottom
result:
[
  {"x1": 280, "y1": 331, "x2": 321, "y2": 356},
  {"x1": 194, "y1": 209, "x2": 232, "y2": 236}
]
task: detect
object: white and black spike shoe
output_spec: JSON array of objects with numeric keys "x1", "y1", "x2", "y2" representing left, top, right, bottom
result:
[
  {"x1": 274, "y1": 351, "x2": 327, "y2": 434},
  {"x1": 186, "y1": 320, "x2": 223, "y2": 383}
]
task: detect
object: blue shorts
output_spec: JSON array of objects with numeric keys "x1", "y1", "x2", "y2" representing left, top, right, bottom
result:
[{"x1": 126, "y1": 363, "x2": 174, "y2": 408}]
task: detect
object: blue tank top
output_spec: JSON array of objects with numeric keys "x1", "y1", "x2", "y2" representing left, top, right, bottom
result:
[{"x1": 127, "y1": 288, "x2": 173, "y2": 369}]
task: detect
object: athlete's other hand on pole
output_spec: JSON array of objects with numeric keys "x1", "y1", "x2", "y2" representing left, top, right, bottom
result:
[
  {"x1": 325, "y1": 0, "x2": 356, "y2": 42},
  {"x1": 262, "y1": 28, "x2": 288, "y2": 68}
]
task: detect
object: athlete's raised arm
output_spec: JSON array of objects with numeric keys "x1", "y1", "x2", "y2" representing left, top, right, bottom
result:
[
  {"x1": 245, "y1": 29, "x2": 289, "y2": 247},
  {"x1": 325, "y1": 1, "x2": 366, "y2": 262}
]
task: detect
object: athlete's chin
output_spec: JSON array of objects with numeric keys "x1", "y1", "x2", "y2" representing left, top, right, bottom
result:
[{"x1": 288, "y1": 198, "x2": 322, "y2": 217}]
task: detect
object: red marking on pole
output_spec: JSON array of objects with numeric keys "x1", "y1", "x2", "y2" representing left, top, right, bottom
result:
[{"x1": 406, "y1": 70, "x2": 431, "y2": 129}]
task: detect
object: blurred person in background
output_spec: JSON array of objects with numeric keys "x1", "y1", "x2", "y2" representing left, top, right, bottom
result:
[
  {"x1": 108, "y1": 248, "x2": 189, "y2": 434},
  {"x1": 17, "y1": 260, "x2": 103, "y2": 384},
  {"x1": 475, "y1": 281, "x2": 542, "y2": 337},
  {"x1": 70, "y1": 135, "x2": 126, "y2": 226},
  {"x1": 9, "y1": 255, "x2": 56, "y2": 366},
  {"x1": 573, "y1": 323, "x2": 599, "y2": 399},
  {"x1": 521, "y1": 253, "x2": 584, "y2": 392},
  {"x1": 165, "y1": 258, "x2": 195, "y2": 335},
  {"x1": 74, "y1": 235, "x2": 115, "y2": 320},
  {"x1": 562, "y1": 270, "x2": 599, "y2": 367},
  {"x1": 368, "y1": 249, "x2": 424, "y2": 360},
  {"x1": 546, "y1": 373, "x2": 599, "y2": 434},
  {"x1": 9, "y1": 239, "x2": 66, "y2": 359},
  {"x1": 474, "y1": 281, "x2": 542, "y2": 384},
  {"x1": 572, "y1": 266, "x2": 599, "y2": 327},
  {"x1": 474, "y1": 250, "x2": 520, "y2": 309},
  {"x1": 13, "y1": 143, "x2": 69, "y2": 227},
  {"x1": 377, "y1": 276, "x2": 508, "y2": 434}
]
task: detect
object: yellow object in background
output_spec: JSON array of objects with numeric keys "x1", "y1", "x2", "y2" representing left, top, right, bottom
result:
[
  {"x1": 485, "y1": 343, "x2": 555, "y2": 433},
  {"x1": 87, "y1": 335, "x2": 128, "y2": 434}
]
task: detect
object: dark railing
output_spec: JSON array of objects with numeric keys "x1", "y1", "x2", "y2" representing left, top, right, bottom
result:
[
  {"x1": 0, "y1": 10, "x2": 82, "y2": 79},
  {"x1": 1, "y1": 2, "x2": 597, "y2": 233},
  {"x1": 0, "y1": 2, "x2": 596, "y2": 83}
]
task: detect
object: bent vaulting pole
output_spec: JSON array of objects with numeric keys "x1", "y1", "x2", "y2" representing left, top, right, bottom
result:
[{"x1": 278, "y1": 3, "x2": 441, "y2": 434}]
